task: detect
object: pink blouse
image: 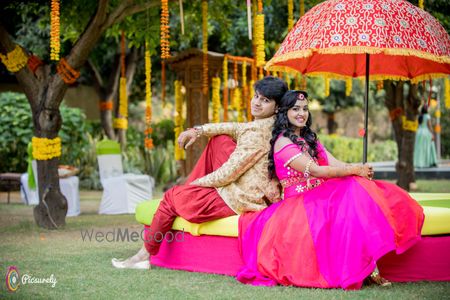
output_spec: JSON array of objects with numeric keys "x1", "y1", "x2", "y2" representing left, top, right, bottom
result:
[{"x1": 274, "y1": 137, "x2": 329, "y2": 199}]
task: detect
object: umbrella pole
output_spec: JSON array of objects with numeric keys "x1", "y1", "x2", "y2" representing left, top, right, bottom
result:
[{"x1": 363, "y1": 53, "x2": 370, "y2": 164}]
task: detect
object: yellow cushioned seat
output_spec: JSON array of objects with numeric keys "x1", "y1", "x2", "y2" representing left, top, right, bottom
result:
[{"x1": 136, "y1": 194, "x2": 450, "y2": 237}]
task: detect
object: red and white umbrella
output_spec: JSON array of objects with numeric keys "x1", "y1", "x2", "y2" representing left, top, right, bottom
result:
[{"x1": 266, "y1": 0, "x2": 450, "y2": 162}]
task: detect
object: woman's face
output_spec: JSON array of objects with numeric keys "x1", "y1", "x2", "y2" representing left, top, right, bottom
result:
[
  {"x1": 251, "y1": 91, "x2": 277, "y2": 119},
  {"x1": 287, "y1": 99, "x2": 309, "y2": 130}
]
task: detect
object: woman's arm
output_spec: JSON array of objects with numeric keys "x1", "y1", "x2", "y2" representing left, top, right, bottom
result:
[{"x1": 324, "y1": 149, "x2": 348, "y2": 168}]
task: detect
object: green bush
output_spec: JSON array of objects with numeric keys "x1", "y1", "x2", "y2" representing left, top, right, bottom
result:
[
  {"x1": 318, "y1": 134, "x2": 398, "y2": 163},
  {"x1": 0, "y1": 92, "x2": 89, "y2": 173},
  {"x1": 441, "y1": 105, "x2": 449, "y2": 159}
]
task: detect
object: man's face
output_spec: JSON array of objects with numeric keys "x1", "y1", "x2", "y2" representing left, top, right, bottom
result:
[{"x1": 250, "y1": 91, "x2": 277, "y2": 119}]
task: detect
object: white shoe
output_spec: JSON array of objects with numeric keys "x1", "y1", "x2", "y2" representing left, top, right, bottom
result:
[{"x1": 111, "y1": 258, "x2": 150, "y2": 270}]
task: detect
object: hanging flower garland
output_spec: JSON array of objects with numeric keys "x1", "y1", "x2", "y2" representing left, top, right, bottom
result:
[
  {"x1": 345, "y1": 78, "x2": 352, "y2": 96},
  {"x1": 160, "y1": 0, "x2": 170, "y2": 105},
  {"x1": 50, "y1": 0, "x2": 60, "y2": 61},
  {"x1": 300, "y1": 75, "x2": 307, "y2": 90},
  {"x1": 288, "y1": 0, "x2": 294, "y2": 30},
  {"x1": 202, "y1": 0, "x2": 209, "y2": 96},
  {"x1": 0, "y1": 45, "x2": 28, "y2": 73},
  {"x1": 144, "y1": 43, "x2": 154, "y2": 150},
  {"x1": 212, "y1": 77, "x2": 221, "y2": 123},
  {"x1": 56, "y1": 58, "x2": 80, "y2": 84},
  {"x1": 249, "y1": 79, "x2": 255, "y2": 111},
  {"x1": 32, "y1": 137, "x2": 61, "y2": 160},
  {"x1": 242, "y1": 61, "x2": 251, "y2": 121},
  {"x1": 445, "y1": 78, "x2": 450, "y2": 109},
  {"x1": 174, "y1": 80, "x2": 185, "y2": 160},
  {"x1": 160, "y1": 0, "x2": 170, "y2": 59},
  {"x1": 418, "y1": 0, "x2": 424, "y2": 9},
  {"x1": 114, "y1": 31, "x2": 128, "y2": 130},
  {"x1": 222, "y1": 55, "x2": 229, "y2": 121},
  {"x1": 324, "y1": 77, "x2": 330, "y2": 97},
  {"x1": 234, "y1": 88, "x2": 243, "y2": 122},
  {"x1": 300, "y1": 0, "x2": 305, "y2": 17},
  {"x1": 119, "y1": 31, "x2": 128, "y2": 118},
  {"x1": 255, "y1": 13, "x2": 265, "y2": 67},
  {"x1": 376, "y1": 80, "x2": 384, "y2": 91}
]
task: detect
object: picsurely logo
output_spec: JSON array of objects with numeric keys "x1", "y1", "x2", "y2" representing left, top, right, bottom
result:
[
  {"x1": 4, "y1": 266, "x2": 57, "y2": 292},
  {"x1": 5, "y1": 266, "x2": 20, "y2": 292}
]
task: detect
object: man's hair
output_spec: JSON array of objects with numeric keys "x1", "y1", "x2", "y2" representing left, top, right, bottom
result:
[{"x1": 254, "y1": 76, "x2": 288, "y2": 105}]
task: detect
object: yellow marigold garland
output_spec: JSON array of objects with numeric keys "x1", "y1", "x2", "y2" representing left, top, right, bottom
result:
[
  {"x1": 144, "y1": 44, "x2": 154, "y2": 150},
  {"x1": 50, "y1": 0, "x2": 60, "y2": 61},
  {"x1": 202, "y1": 0, "x2": 209, "y2": 95},
  {"x1": 212, "y1": 77, "x2": 221, "y2": 123},
  {"x1": 249, "y1": 79, "x2": 255, "y2": 117},
  {"x1": 445, "y1": 78, "x2": 450, "y2": 109},
  {"x1": 174, "y1": 80, "x2": 185, "y2": 160},
  {"x1": 242, "y1": 61, "x2": 251, "y2": 121},
  {"x1": 160, "y1": 0, "x2": 170, "y2": 59},
  {"x1": 324, "y1": 77, "x2": 330, "y2": 97},
  {"x1": 0, "y1": 45, "x2": 28, "y2": 73},
  {"x1": 345, "y1": 78, "x2": 352, "y2": 96},
  {"x1": 255, "y1": 13, "x2": 265, "y2": 67},
  {"x1": 418, "y1": 0, "x2": 424, "y2": 9},
  {"x1": 222, "y1": 55, "x2": 229, "y2": 121},
  {"x1": 300, "y1": 0, "x2": 305, "y2": 17},
  {"x1": 32, "y1": 137, "x2": 61, "y2": 160},
  {"x1": 233, "y1": 88, "x2": 243, "y2": 122},
  {"x1": 119, "y1": 31, "x2": 128, "y2": 118},
  {"x1": 113, "y1": 118, "x2": 128, "y2": 129},
  {"x1": 288, "y1": 0, "x2": 294, "y2": 31},
  {"x1": 376, "y1": 80, "x2": 384, "y2": 91}
]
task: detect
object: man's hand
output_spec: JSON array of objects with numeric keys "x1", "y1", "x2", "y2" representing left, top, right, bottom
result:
[{"x1": 177, "y1": 129, "x2": 198, "y2": 149}]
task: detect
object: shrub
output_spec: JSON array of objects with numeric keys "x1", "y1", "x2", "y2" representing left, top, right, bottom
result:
[
  {"x1": 318, "y1": 134, "x2": 398, "y2": 163},
  {"x1": 0, "y1": 92, "x2": 89, "y2": 173}
]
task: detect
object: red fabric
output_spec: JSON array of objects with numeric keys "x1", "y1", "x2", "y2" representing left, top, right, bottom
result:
[
  {"x1": 144, "y1": 135, "x2": 237, "y2": 255},
  {"x1": 151, "y1": 231, "x2": 450, "y2": 283}
]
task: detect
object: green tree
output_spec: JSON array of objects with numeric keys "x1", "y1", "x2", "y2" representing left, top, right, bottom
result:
[{"x1": 0, "y1": 0, "x2": 157, "y2": 229}]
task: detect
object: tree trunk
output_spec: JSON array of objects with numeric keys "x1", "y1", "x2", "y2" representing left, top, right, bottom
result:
[
  {"x1": 326, "y1": 112, "x2": 337, "y2": 134},
  {"x1": 384, "y1": 81, "x2": 420, "y2": 191},
  {"x1": 33, "y1": 70, "x2": 68, "y2": 229},
  {"x1": 397, "y1": 83, "x2": 420, "y2": 190}
]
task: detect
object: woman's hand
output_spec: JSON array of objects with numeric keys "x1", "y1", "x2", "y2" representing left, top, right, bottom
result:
[{"x1": 356, "y1": 164, "x2": 374, "y2": 180}]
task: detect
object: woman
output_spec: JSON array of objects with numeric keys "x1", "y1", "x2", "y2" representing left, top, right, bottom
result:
[
  {"x1": 414, "y1": 106, "x2": 438, "y2": 168},
  {"x1": 237, "y1": 90, "x2": 424, "y2": 290}
]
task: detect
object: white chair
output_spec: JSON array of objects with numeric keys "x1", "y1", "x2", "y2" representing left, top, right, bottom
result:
[
  {"x1": 96, "y1": 139, "x2": 153, "y2": 214},
  {"x1": 20, "y1": 160, "x2": 80, "y2": 217}
]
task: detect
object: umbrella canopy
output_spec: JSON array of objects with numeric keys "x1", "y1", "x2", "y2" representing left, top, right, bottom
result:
[
  {"x1": 266, "y1": 0, "x2": 450, "y2": 82},
  {"x1": 266, "y1": 0, "x2": 450, "y2": 162}
]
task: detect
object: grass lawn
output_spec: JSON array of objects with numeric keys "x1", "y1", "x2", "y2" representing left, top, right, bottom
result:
[{"x1": 1, "y1": 180, "x2": 449, "y2": 299}]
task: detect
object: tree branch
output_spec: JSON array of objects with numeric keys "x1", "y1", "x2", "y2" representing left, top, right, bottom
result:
[
  {"x1": 0, "y1": 24, "x2": 39, "y2": 109},
  {"x1": 86, "y1": 59, "x2": 104, "y2": 93},
  {"x1": 102, "y1": 0, "x2": 160, "y2": 31}
]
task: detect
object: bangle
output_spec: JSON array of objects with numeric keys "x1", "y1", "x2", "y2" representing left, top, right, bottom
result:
[{"x1": 304, "y1": 158, "x2": 313, "y2": 178}]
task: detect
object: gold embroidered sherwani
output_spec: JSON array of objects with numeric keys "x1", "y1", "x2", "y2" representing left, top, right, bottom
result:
[{"x1": 191, "y1": 117, "x2": 281, "y2": 214}]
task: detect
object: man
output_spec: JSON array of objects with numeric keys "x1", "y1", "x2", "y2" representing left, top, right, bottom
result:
[{"x1": 112, "y1": 76, "x2": 287, "y2": 269}]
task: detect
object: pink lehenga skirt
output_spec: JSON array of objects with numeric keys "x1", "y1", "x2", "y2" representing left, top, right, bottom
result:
[{"x1": 237, "y1": 176, "x2": 424, "y2": 290}]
